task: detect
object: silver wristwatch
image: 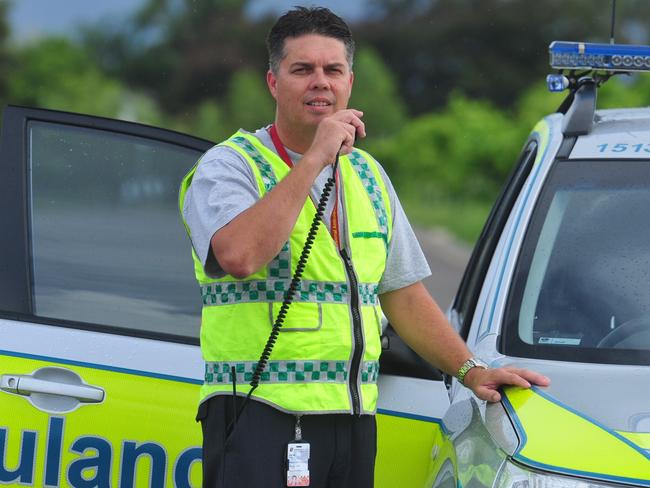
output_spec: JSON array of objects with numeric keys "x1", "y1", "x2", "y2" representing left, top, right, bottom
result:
[{"x1": 456, "y1": 357, "x2": 488, "y2": 385}]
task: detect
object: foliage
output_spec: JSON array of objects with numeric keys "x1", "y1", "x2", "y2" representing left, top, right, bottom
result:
[
  {"x1": 402, "y1": 197, "x2": 492, "y2": 243},
  {"x1": 175, "y1": 100, "x2": 227, "y2": 142},
  {"x1": 598, "y1": 74, "x2": 650, "y2": 109},
  {"x1": 362, "y1": 0, "x2": 650, "y2": 114},
  {"x1": 366, "y1": 92, "x2": 521, "y2": 202},
  {"x1": 225, "y1": 68, "x2": 275, "y2": 132},
  {"x1": 7, "y1": 37, "x2": 163, "y2": 123},
  {"x1": 349, "y1": 46, "x2": 407, "y2": 137},
  {"x1": 81, "y1": 0, "x2": 272, "y2": 114},
  {"x1": 5, "y1": 0, "x2": 650, "y2": 243},
  {"x1": 0, "y1": 0, "x2": 10, "y2": 107},
  {"x1": 514, "y1": 81, "x2": 564, "y2": 135},
  {"x1": 76, "y1": 0, "x2": 650, "y2": 116}
]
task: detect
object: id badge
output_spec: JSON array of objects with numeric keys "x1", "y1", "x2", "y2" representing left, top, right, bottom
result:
[{"x1": 286, "y1": 442, "x2": 310, "y2": 487}]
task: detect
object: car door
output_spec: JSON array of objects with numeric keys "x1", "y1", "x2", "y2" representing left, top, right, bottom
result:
[
  {"x1": 0, "y1": 105, "x2": 455, "y2": 488},
  {"x1": 375, "y1": 326, "x2": 451, "y2": 488},
  {"x1": 0, "y1": 106, "x2": 213, "y2": 488}
]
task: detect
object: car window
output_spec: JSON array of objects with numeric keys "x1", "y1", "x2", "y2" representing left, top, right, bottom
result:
[
  {"x1": 454, "y1": 141, "x2": 537, "y2": 339},
  {"x1": 503, "y1": 159, "x2": 650, "y2": 365},
  {"x1": 29, "y1": 121, "x2": 202, "y2": 338}
]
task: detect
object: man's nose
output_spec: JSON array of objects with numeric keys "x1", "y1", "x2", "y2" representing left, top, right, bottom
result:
[{"x1": 309, "y1": 69, "x2": 330, "y2": 90}]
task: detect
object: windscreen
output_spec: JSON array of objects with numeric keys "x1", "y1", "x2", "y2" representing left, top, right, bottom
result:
[{"x1": 503, "y1": 160, "x2": 650, "y2": 365}]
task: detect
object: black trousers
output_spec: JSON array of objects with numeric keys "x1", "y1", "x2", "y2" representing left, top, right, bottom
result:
[{"x1": 198, "y1": 395, "x2": 377, "y2": 488}]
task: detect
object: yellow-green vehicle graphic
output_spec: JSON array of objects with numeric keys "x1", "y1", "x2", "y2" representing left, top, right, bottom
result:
[{"x1": 0, "y1": 351, "x2": 202, "y2": 487}]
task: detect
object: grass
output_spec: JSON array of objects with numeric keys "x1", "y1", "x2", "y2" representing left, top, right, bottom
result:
[{"x1": 401, "y1": 196, "x2": 492, "y2": 245}]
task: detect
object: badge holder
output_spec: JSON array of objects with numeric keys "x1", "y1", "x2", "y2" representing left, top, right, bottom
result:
[{"x1": 286, "y1": 415, "x2": 310, "y2": 487}]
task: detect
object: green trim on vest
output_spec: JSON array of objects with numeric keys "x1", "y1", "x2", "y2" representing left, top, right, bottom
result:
[{"x1": 352, "y1": 231, "x2": 388, "y2": 243}]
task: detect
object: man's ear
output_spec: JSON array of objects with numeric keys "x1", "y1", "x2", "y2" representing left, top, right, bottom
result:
[{"x1": 267, "y1": 70, "x2": 278, "y2": 99}]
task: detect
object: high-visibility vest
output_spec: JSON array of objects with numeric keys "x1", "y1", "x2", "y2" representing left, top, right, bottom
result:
[{"x1": 179, "y1": 131, "x2": 392, "y2": 414}]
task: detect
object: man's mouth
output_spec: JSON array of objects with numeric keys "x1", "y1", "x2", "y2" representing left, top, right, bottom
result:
[{"x1": 306, "y1": 100, "x2": 332, "y2": 107}]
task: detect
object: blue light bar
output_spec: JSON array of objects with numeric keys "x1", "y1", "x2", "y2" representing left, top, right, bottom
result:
[{"x1": 549, "y1": 41, "x2": 650, "y2": 72}]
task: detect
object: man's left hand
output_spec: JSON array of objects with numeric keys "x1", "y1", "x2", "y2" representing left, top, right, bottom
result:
[{"x1": 462, "y1": 367, "x2": 551, "y2": 403}]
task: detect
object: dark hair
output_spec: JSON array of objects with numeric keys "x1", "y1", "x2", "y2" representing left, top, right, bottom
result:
[{"x1": 266, "y1": 6, "x2": 355, "y2": 74}]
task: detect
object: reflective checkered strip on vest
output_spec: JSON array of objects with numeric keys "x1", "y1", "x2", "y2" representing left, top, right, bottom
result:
[
  {"x1": 201, "y1": 281, "x2": 379, "y2": 306},
  {"x1": 179, "y1": 131, "x2": 392, "y2": 415},
  {"x1": 205, "y1": 360, "x2": 380, "y2": 384},
  {"x1": 347, "y1": 151, "x2": 389, "y2": 250},
  {"x1": 231, "y1": 136, "x2": 292, "y2": 280}
]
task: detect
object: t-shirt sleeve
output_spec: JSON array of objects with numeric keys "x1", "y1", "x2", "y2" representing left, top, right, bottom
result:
[
  {"x1": 376, "y1": 164, "x2": 432, "y2": 294},
  {"x1": 182, "y1": 145, "x2": 259, "y2": 278}
]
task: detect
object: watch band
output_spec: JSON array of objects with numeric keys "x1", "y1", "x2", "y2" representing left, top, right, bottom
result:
[{"x1": 456, "y1": 357, "x2": 488, "y2": 385}]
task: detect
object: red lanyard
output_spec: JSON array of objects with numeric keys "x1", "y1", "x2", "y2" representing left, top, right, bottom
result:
[
  {"x1": 269, "y1": 124, "x2": 340, "y2": 247},
  {"x1": 269, "y1": 124, "x2": 295, "y2": 168}
]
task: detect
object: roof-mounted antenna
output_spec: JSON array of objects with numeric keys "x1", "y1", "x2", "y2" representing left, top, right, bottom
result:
[{"x1": 610, "y1": 0, "x2": 617, "y2": 44}]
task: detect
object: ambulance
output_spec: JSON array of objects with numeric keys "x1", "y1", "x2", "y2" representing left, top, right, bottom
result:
[{"x1": 1, "y1": 39, "x2": 650, "y2": 487}]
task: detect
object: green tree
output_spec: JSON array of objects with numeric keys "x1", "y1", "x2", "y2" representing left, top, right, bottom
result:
[
  {"x1": 8, "y1": 37, "x2": 162, "y2": 123},
  {"x1": 0, "y1": 0, "x2": 11, "y2": 108},
  {"x1": 514, "y1": 81, "x2": 564, "y2": 139},
  {"x1": 369, "y1": 92, "x2": 519, "y2": 200},
  {"x1": 184, "y1": 100, "x2": 228, "y2": 142},
  {"x1": 82, "y1": 0, "x2": 272, "y2": 114},
  {"x1": 598, "y1": 74, "x2": 650, "y2": 109},
  {"x1": 349, "y1": 46, "x2": 407, "y2": 138},
  {"x1": 225, "y1": 68, "x2": 274, "y2": 132},
  {"x1": 361, "y1": 0, "x2": 650, "y2": 114},
  {"x1": 364, "y1": 91, "x2": 524, "y2": 241}
]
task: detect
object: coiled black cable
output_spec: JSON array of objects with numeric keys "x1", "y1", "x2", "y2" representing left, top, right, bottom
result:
[{"x1": 225, "y1": 155, "x2": 340, "y2": 438}]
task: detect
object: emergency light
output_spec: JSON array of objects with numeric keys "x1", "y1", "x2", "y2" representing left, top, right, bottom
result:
[
  {"x1": 546, "y1": 74, "x2": 570, "y2": 93},
  {"x1": 549, "y1": 41, "x2": 650, "y2": 72}
]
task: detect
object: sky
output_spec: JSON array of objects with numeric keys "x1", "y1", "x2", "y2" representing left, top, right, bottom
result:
[
  {"x1": 7, "y1": 0, "x2": 375, "y2": 42},
  {"x1": 7, "y1": 0, "x2": 136, "y2": 41}
]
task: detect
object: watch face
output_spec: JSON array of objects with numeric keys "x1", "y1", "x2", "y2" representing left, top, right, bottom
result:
[{"x1": 474, "y1": 358, "x2": 489, "y2": 369}]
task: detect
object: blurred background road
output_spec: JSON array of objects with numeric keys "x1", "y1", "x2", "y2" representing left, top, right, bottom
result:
[{"x1": 415, "y1": 227, "x2": 471, "y2": 310}]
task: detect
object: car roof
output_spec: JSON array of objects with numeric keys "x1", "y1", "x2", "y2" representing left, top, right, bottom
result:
[
  {"x1": 567, "y1": 107, "x2": 650, "y2": 160},
  {"x1": 593, "y1": 107, "x2": 650, "y2": 133}
]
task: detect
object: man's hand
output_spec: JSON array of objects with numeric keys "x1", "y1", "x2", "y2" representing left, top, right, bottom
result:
[
  {"x1": 303, "y1": 109, "x2": 365, "y2": 169},
  {"x1": 212, "y1": 109, "x2": 363, "y2": 278},
  {"x1": 380, "y1": 283, "x2": 551, "y2": 404},
  {"x1": 462, "y1": 366, "x2": 551, "y2": 403}
]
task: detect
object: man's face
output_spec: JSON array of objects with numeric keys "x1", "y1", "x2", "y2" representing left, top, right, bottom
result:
[{"x1": 267, "y1": 34, "x2": 354, "y2": 133}]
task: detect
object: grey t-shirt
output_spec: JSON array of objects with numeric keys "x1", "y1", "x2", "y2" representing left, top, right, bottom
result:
[{"x1": 182, "y1": 126, "x2": 431, "y2": 294}]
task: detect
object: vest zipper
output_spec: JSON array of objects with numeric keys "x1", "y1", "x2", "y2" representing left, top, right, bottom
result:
[{"x1": 340, "y1": 248, "x2": 363, "y2": 415}]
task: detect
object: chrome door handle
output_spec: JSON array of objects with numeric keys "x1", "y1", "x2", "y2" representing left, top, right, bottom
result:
[
  {"x1": 1, "y1": 374, "x2": 104, "y2": 402},
  {"x1": 0, "y1": 366, "x2": 105, "y2": 413}
]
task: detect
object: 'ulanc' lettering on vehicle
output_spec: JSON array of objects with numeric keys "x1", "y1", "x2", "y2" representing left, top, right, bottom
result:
[{"x1": 0, "y1": 417, "x2": 202, "y2": 487}]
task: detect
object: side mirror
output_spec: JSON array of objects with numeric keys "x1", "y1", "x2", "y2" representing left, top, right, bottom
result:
[{"x1": 379, "y1": 324, "x2": 443, "y2": 381}]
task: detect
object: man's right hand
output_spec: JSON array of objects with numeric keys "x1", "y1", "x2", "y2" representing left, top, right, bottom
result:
[
  {"x1": 211, "y1": 110, "x2": 364, "y2": 278},
  {"x1": 303, "y1": 109, "x2": 365, "y2": 169}
]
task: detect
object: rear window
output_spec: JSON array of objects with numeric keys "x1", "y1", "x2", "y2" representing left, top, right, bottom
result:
[{"x1": 503, "y1": 159, "x2": 650, "y2": 365}]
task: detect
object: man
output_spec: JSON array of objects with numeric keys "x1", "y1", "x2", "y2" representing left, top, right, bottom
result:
[{"x1": 180, "y1": 6, "x2": 549, "y2": 488}]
